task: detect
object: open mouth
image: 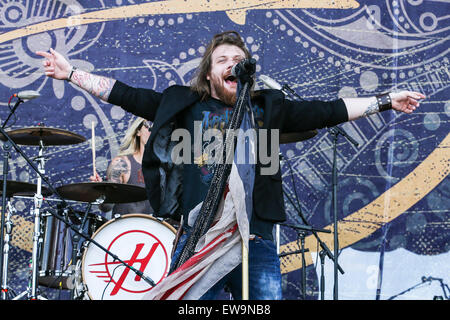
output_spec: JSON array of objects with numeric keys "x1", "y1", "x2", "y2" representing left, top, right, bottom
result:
[{"x1": 224, "y1": 74, "x2": 237, "y2": 85}]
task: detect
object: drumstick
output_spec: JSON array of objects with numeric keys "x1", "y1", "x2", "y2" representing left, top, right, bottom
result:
[{"x1": 92, "y1": 121, "x2": 96, "y2": 177}]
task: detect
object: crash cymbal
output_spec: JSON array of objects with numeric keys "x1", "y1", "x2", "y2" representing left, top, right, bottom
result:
[
  {"x1": 280, "y1": 130, "x2": 318, "y2": 144},
  {"x1": 0, "y1": 180, "x2": 52, "y2": 198},
  {"x1": 56, "y1": 182, "x2": 148, "y2": 204},
  {"x1": 0, "y1": 126, "x2": 86, "y2": 146}
]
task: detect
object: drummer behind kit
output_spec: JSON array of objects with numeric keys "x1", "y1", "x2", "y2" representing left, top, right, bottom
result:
[
  {"x1": 0, "y1": 92, "x2": 318, "y2": 300},
  {"x1": 0, "y1": 124, "x2": 180, "y2": 300}
]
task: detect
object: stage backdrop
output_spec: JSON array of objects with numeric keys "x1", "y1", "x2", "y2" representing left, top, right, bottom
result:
[{"x1": 0, "y1": 0, "x2": 448, "y2": 300}]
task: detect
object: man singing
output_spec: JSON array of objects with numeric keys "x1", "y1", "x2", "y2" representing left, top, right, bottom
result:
[{"x1": 37, "y1": 31, "x2": 425, "y2": 300}]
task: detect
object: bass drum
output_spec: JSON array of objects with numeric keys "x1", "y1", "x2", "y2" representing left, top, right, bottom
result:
[{"x1": 80, "y1": 214, "x2": 176, "y2": 300}]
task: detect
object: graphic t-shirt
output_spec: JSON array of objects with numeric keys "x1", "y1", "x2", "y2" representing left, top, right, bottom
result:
[{"x1": 178, "y1": 97, "x2": 274, "y2": 240}]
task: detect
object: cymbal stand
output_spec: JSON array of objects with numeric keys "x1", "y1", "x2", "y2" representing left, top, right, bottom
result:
[
  {"x1": 0, "y1": 140, "x2": 12, "y2": 300},
  {"x1": 14, "y1": 139, "x2": 47, "y2": 300},
  {"x1": 1, "y1": 200, "x2": 15, "y2": 299},
  {"x1": 70, "y1": 203, "x2": 92, "y2": 300}
]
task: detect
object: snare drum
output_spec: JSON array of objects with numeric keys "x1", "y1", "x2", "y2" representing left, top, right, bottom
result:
[
  {"x1": 39, "y1": 211, "x2": 107, "y2": 289},
  {"x1": 81, "y1": 214, "x2": 176, "y2": 300}
]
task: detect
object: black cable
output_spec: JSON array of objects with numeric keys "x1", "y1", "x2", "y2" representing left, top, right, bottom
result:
[{"x1": 101, "y1": 263, "x2": 122, "y2": 300}]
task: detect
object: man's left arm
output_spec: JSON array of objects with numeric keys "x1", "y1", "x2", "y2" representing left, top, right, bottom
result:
[{"x1": 343, "y1": 91, "x2": 426, "y2": 121}]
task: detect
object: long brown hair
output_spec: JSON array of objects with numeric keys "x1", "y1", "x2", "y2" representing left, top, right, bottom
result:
[{"x1": 190, "y1": 31, "x2": 251, "y2": 101}]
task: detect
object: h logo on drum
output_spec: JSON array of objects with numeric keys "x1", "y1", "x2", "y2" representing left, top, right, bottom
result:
[
  {"x1": 87, "y1": 230, "x2": 169, "y2": 297},
  {"x1": 110, "y1": 242, "x2": 158, "y2": 295}
]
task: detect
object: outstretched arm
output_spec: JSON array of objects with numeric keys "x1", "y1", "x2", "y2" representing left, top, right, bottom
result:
[
  {"x1": 36, "y1": 48, "x2": 116, "y2": 101},
  {"x1": 343, "y1": 91, "x2": 426, "y2": 121}
]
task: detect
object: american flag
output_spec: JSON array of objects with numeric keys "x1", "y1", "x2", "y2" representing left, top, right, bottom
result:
[{"x1": 143, "y1": 111, "x2": 256, "y2": 300}]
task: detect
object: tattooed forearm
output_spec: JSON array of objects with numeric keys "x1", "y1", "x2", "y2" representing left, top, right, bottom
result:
[
  {"x1": 70, "y1": 69, "x2": 116, "y2": 101},
  {"x1": 343, "y1": 97, "x2": 382, "y2": 121},
  {"x1": 106, "y1": 157, "x2": 130, "y2": 184},
  {"x1": 361, "y1": 99, "x2": 380, "y2": 118}
]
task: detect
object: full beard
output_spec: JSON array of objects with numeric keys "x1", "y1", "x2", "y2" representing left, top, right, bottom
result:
[{"x1": 211, "y1": 81, "x2": 237, "y2": 106}]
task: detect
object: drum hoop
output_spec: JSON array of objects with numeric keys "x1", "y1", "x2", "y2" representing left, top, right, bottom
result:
[{"x1": 80, "y1": 213, "x2": 176, "y2": 300}]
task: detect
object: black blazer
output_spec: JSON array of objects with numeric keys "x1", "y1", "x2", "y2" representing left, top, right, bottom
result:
[{"x1": 108, "y1": 82, "x2": 348, "y2": 223}]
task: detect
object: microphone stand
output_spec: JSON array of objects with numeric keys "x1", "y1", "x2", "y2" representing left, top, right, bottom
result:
[
  {"x1": 387, "y1": 277, "x2": 450, "y2": 300},
  {"x1": 2, "y1": 96, "x2": 24, "y2": 129},
  {"x1": 281, "y1": 154, "x2": 344, "y2": 301},
  {"x1": 279, "y1": 222, "x2": 329, "y2": 300},
  {"x1": 0, "y1": 96, "x2": 24, "y2": 299},
  {"x1": 281, "y1": 84, "x2": 305, "y2": 101},
  {"x1": 0, "y1": 126, "x2": 156, "y2": 299},
  {"x1": 327, "y1": 125, "x2": 358, "y2": 300}
]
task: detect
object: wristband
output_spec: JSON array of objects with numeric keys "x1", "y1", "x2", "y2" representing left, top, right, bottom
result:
[
  {"x1": 376, "y1": 93, "x2": 392, "y2": 112},
  {"x1": 67, "y1": 66, "x2": 77, "y2": 81}
]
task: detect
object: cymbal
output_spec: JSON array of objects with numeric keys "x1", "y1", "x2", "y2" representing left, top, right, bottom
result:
[
  {"x1": 0, "y1": 180, "x2": 52, "y2": 198},
  {"x1": 280, "y1": 130, "x2": 318, "y2": 144},
  {"x1": 0, "y1": 126, "x2": 86, "y2": 146},
  {"x1": 56, "y1": 182, "x2": 148, "y2": 204}
]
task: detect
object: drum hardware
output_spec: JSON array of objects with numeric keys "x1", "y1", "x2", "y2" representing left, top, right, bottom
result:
[
  {"x1": 35, "y1": 183, "x2": 156, "y2": 297},
  {"x1": 0, "y1": 183, "x2": 52, "y2": 300},
  {"x1": 38, "y1": 204, "x2": 97, "y2": 291},
  {"x1": 0, "y1": 181, "x2": 52, "y2": 198},
  {"x1": 1, "y1": 94, "x2": 31, "y2": 299},
  {"x1": 0, "y1": 124, "x2": 156, "y2": 299},
  {"x1": 34, "y1": 208, "x2": 158, "y2": 297},
  {"x1": 13, "y1": 139, "x2": 47, "y2": 300},
  {"x1": 55, "y1": 182, "x2": 148, "y2": 204},
  {"x1": 1, "y1": 201, "x2": 15, "y2": 299},
  {"x1": 69, "y1": 203, "x2": 93, "y2": 300},
  {"x1": 0, "y1": 125, "x2": 90, "y2": 300},
  {"x1": 13, "y1": 195, "x2": 79, "y2": 204},
  {"x1": 0, "y1": 126, "x2": 87, "y2": 146},
  {"x1": 0, "y1": 138, "x2": 13, "y2": 301},
  {"x1": 81, "y1": 214, "x2": 176, "y2": 300}
]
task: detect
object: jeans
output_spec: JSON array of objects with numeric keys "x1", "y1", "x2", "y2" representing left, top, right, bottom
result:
[{"x1": 171, "y1": 233, "x2": 282, "y2": 300}]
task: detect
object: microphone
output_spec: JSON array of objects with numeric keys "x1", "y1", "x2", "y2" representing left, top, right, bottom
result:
[
  {"x1": 2, "y1": 90, "x2": 40, "y2": 128},
  {"x1": 15, "y1": 90, "x2": 40, "y2": 100},
  {"x1": 231, "y1": 58, "x2": 256, "y2": 78},
  {"x1": 259, "y1": 75, "x2": 306, "y2": 101},
  {"x1": 259, "y1": 75, "x2": 282, "y2": 90}
]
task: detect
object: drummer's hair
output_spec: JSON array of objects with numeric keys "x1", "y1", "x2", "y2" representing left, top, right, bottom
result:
[{"x1": 117, "y1": 117, "x2": 148, "y2": 156}]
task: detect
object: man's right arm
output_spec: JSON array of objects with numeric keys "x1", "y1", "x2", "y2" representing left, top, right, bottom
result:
[
  {"x1": 70, "y1": 68, "x2": 116, "y2": 102},
  {"x1": 37, "y1": 48, "x2": 162, "y2": 120},
  {"x1": 36, "y1": 48, "x2": 116, "y2": 102}
]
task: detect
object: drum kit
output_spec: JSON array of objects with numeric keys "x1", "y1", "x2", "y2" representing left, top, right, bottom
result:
[
  {"x1": 0, "y1": 116, "x2": 318, "y2": 300},
  {"x1": 0, "y1": 125, "x2": 176, "y2": 300}
]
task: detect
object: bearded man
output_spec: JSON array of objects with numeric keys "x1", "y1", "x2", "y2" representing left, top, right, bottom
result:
[{"x1": 37, "y1": 31, "x2": 425, "y2": 300}]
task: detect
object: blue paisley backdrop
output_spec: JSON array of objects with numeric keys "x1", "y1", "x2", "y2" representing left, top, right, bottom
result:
[{"x1": 0, "y1": 0, "x2": 448, "y2": 300}]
